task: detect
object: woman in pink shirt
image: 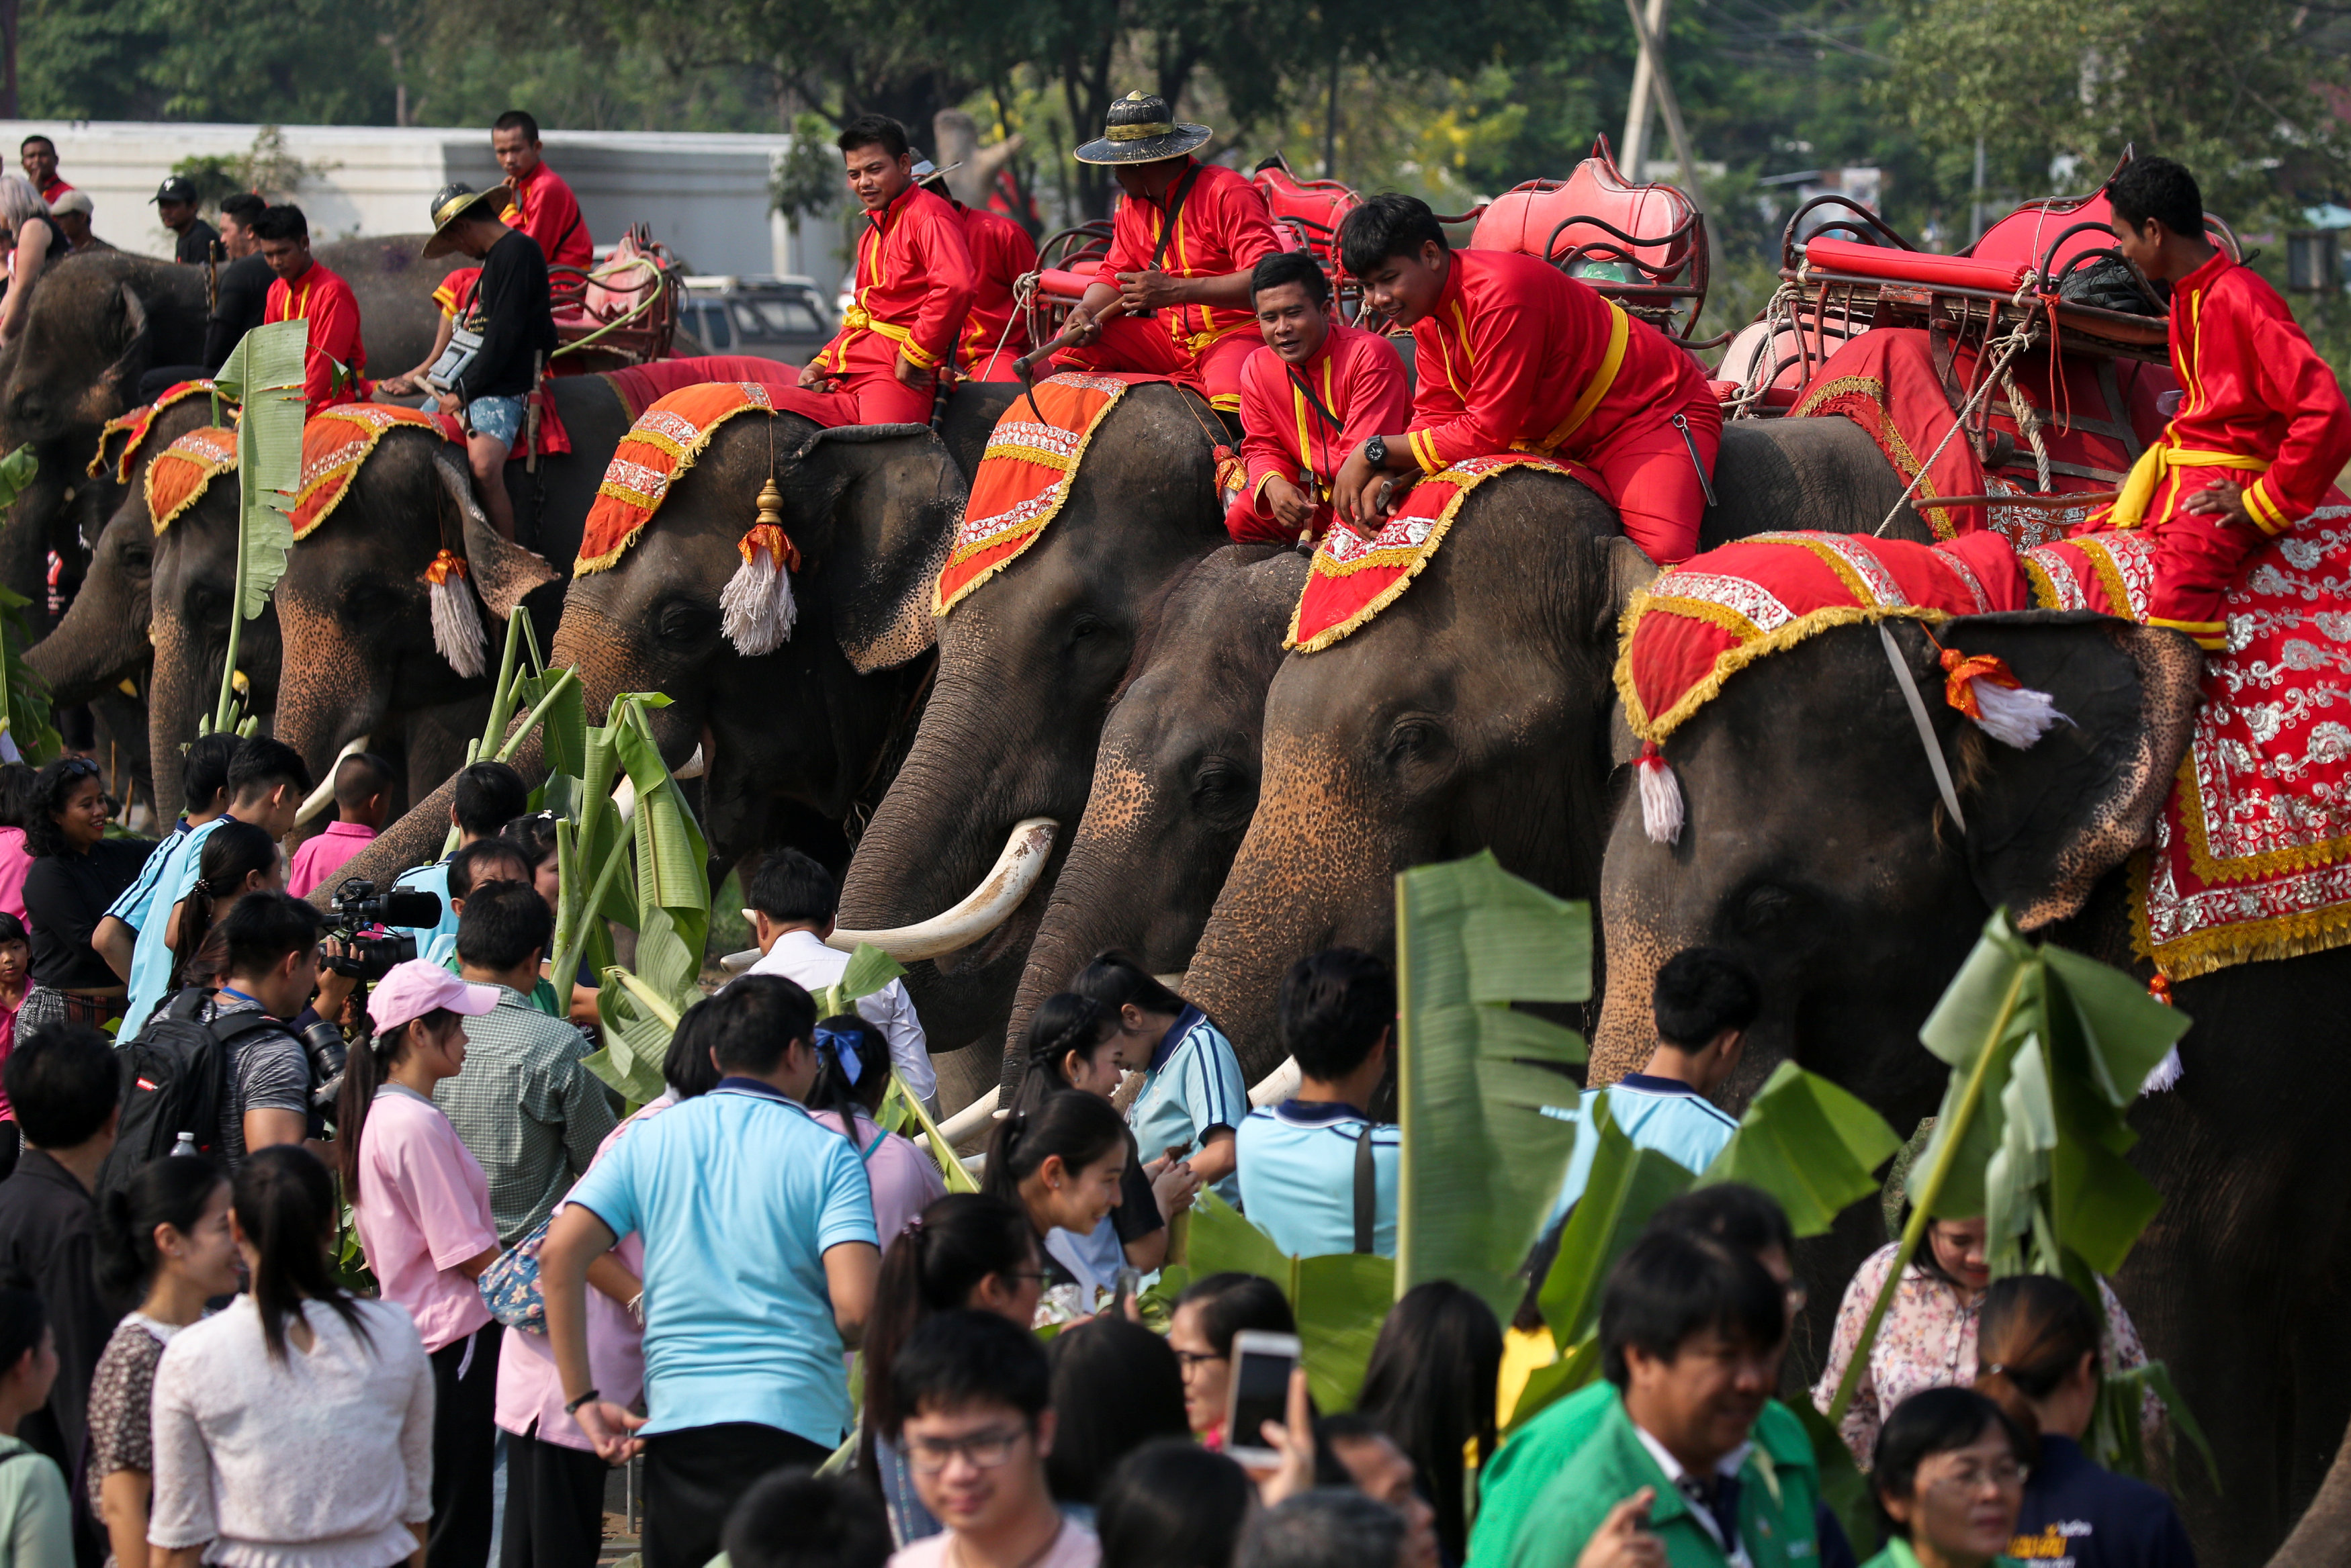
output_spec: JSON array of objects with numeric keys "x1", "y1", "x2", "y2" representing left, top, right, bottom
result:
[
  {"x1": 337, "y1": 960, "x2": 505, "y2": 1568},
  {"x1": 806, "y1": 1013, "x2": 946, "y2": 1252},
  {"x1": 0, "y1": 913, "x2": 29, "y2": 1181},
  {"x1": 0, "y1": 761, "x2": 37, "y2": 925}
]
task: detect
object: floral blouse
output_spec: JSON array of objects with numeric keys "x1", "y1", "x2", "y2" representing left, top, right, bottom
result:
[
  {"x1": 87, "y1": 1313, "x2": 187, "y2": 1566},
  {"x1": 1811, "y1": 1241, "x2": 2150, "y2": 1464}
]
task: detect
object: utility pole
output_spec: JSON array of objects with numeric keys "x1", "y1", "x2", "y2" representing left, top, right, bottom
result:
[
  {"x1": 1970, "y1": 136, "x2": 1986, "y2": 246},
  {"x1": 1619, "y1": 0, "x2": 1703, "y2": 210}
]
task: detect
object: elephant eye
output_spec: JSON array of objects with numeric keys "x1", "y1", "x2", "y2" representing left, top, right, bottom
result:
[
  {"x1": 656, "y1": 598, "x2": 714, "y2": 646},
  {"x1": 1734, "y1": 882, "x2": 1800, "y2": 935},
  {"x1": 1384, "y1": 717, "x2": 1450, "y2": 768},
  {"x1": 1067, "y1": 612, "x2": 1107, "y2": 644},
  {"x1": 1189, "y1": 757, "x2": 1255, "y2": 819}
]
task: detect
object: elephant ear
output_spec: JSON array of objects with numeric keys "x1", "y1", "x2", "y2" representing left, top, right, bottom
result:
[
  {"x1": 93, "y1": 278, "x2": 154, "y2": 420},
  {"x1": 1935, "y1": 611, "x2": 2202, "y2": 930},
  {"x1": 1601, "y1": 535, "x2": 1662, "y2": 771},
  {"x1": 787, "y1": 424, "x2": 961, "y2": 674},
  {"x1": 435, "y1": 445, "x2": 558, "y2": 617}
]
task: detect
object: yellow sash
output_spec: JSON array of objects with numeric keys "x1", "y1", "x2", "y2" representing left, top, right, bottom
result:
[
  {"x1": 1515, "y1": 301, "x2": 1631, "y2": 456},
  {"x1": 2109, "y1": 443, "x2": 2270, "y2": 528},
  {"x1": 838, "y1": 304, "x2": 942, "y2": 370}
]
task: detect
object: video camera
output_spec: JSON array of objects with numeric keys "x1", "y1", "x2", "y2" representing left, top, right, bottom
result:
[{"x1": 322, "y1": 878, "x2": 443, "y2": 983}]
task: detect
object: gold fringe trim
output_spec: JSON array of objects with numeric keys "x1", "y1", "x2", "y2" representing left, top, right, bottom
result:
[
  {"x1": 1787, "y1": 371, "x2": 1962, "y2": 539},
  {"x1": 933, "y1": 380, "x2": 1134, "y2": 618},
  {"x1": 146, "y1": 428, "x2": 239, "y2": 535},
  {"x1": 290, "y1": 420, "x2": 443, "y2": 541},
  {"x1": 1614, "y1": 598, "x2": 1955, "y2": 743},
  {"x1": 1282, "y1": 457, "x2": 1572, "y2": 653},
  {"x1": 2170, "y1": 740, "x2": 2351, "y2": 884},
  {"x1": 574, "y1": 396, "x2": 777, "y2": 577}
]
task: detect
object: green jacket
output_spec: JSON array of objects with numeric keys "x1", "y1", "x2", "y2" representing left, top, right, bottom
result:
[
  {"x1": 1474, "y1": 1385, "x2": 1819, "y2": 1568},
  {"x1": 1507, "y1": 1390, "x2": 1824, "y2": 1568},
  {"x1": 1862, "y1": 1540, "x2": 2023, "y2": 1568}
]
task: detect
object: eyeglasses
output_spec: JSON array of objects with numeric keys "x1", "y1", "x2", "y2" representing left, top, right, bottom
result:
[
  {"x1": 1172, "y1": 1350, "x2": 1224, "y2": 1372},
  {"x1": 1925, "y1": 1459, "x2": 2027, "y2": 1495},
  {"x1": 905, "y1": 1426, "x2": 1030, "y2": 1473}
]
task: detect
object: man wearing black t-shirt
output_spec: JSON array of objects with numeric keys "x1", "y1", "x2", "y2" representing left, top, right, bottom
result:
[
  {"x1": 204, "y1": 193, "x2": 273, "y2": 373},
  {"x1": 152, "y1": 176, "x2": 218, "y2": 265},
  {"x1": 417, "y1": 181, "x2": 556, "y2": 541}
]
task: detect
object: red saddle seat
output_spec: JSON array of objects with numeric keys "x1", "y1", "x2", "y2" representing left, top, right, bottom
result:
[
  {"x1": 1469, "y1": 138, "x2": 1696, "y2": 283},
  {"x1": 1252, "y1": 163, "x2": 1362, "y2": 265}
]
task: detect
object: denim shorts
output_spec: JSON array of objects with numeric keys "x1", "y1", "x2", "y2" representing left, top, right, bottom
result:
[{"x1": 467, "y1": 393, "x2": 527, "y2": 448}]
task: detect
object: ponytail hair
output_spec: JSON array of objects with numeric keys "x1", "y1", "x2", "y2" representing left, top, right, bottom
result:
[
  {"x1": 335, "y1": 1007, "x2": 458, "y2": 1204},
  {"x1": 860, "y1": 1193, "x2": 1037, "y2": 1474},
  {"x1": 95, "y1": 1154, "x2": 227, "y2": 1298},
  {"x1": 1974, "y1": 1273, "x2": 2102, "y2": 1459},
  {"x1": 232, "y1": 1144, "x2": 372, "y2": 1362},
  {"x1": 1012, "y1": 993, "x2": 1116, "y2": 1115},
  {"x1": 170, "y1": 820, "x2": 279, "y2": 993},
  {"x1": 807, "y1": 1013, "x2": 891, "y2": 1136},
  {"x1": 982, "y1": 1089, "x2": 1127, "y2": 1210},
  {"x1": 1072, "y1": 950, "x2": 1187, "y2": 1019}
]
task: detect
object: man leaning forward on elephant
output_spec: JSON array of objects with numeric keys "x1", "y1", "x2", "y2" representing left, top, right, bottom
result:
[
  {"x1": 2086, "y1": 155, "x2": 2351, "y2": 649},
  {"x1": 1227, "y1": 248, "x2": 1410, "y2": 547},
  {"x1": 801, "y1": 114, "x2": 976, "y2": 425},
  {"x1": 1055, "y1": 91, "x2": 1285, "y2": 416},
  {"x1": 1329, "y1": 194, "x2": 1720, "y2": 567}
]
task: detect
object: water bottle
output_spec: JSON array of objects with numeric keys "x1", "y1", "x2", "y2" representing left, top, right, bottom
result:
[{"x1": 169, "y1": 1132, "x2": 197, "y2": 1160}]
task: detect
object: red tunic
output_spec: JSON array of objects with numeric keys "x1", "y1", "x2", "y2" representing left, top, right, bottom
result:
[
  {"x1": 1229, "y1": 325, "x2": 1412, "y2": 544},
  {"x1": 263, "y1": 261, "x2": 366, "y2": 414},
  {"x1": 1086, "y1": 158, "x2": 1282, "y2": 375},
  {"x1": 502, "y1": 158, "x2": 593, "y2": 271},
  {"x1": 954, "y1": 200, "x2": 1036, "y2": 379},
  {"x1": 813, "y1": 182, "x2": 977, "y2": 383},
  {"x1": 35, "y1": 177, "x2": 71, "y2": 204}
]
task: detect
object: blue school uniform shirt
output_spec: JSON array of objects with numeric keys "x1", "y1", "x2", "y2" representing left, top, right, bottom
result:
[
  {"x1": 391, "y1": 858, "x2": 457, "y2": 951},
  {"x1": 2006, "y1": 1435, "x2": 2195, "y2": 1568},
  {"x1": 1235, "y1": 1100, "x2": 1400, "y2": 1258},
  {"x1": 1128, "y1": 1006, "x2": 1248, "y2": 1206},
  {"x1": 114, "y1": 815, "x2": 226, "y2": 1033},
  {"x1": 566, "y1": 1077, "x2": 879, "y2": 1443},
  {"x1": 1547, "y1": 1072, "x2": 1740, "y2": 1229}
]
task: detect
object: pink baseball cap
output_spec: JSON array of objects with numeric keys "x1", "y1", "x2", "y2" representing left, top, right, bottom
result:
[{"x1": 368, "y1": 959, "x2": 500, "y2": 1035}]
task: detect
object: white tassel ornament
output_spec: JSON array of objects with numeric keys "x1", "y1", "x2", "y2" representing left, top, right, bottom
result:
[
  {"x1": 1940, "y1": 648, "x2": 2067, "y2": 748},
  {"x1": 425, "y1": 549, "x2": 487, "y2": 678},
  {"x1": 1638, "y1": 742, "x2": 1683, "y2": 845},
  {"x1": 720, "y1": 477, "x2": 801, "y2": 657},
  {"x1": 2139, "y1": 1044, "x2": 2184, "y2": 1096}
]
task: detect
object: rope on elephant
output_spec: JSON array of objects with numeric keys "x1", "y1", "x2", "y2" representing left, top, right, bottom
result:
[{"x1": 1872, "y1": 272, "x2": 2045, "y2": 538}]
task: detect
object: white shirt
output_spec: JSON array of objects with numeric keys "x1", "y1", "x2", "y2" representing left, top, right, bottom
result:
[
  {"x1": 1630, "y1": 1423, "x2": 1753, "y2": 1568},
  {"x1": 743, "y1": 929, "x2": 937, "y2": 1103}
]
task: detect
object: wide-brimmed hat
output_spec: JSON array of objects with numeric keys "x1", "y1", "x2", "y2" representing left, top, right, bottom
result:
[
  {"x1": 1074, "y1": 91, "x2": 1212, "y2": 166},
  {"x1": 912, "y1": 154, "x2": 965, "y2": 193},
  {"x1": 421, "y1": 181, "x2": 512, "y2": 259}
]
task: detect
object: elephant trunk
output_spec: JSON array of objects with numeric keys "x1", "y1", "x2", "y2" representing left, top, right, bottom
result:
[
  {"x1": 26, "y1": 569, "x2": 144, "y2": 708},
  {"x1": 1180, "y1": 729, "x2": 1394, "y2": 1080},
  {"x1": 145, "y1": 606, "x2": 204, "y2": 821},
  {"x1": 271, "y1": 603, "x2": 394, "y2": 800}
]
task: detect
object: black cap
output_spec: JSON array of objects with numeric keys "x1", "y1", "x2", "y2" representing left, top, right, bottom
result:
[{"x1": 151, "y1": 176, "x2": 197, "y2": 205}]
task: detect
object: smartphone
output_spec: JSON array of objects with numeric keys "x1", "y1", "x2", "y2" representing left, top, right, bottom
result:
[
  {"x1": 1111, "y1": 1266, "x2": 1142, "y2": 1318},
  {"x1": 1224, "y1": 1328, "x2": 1302, "y2": 1467}
]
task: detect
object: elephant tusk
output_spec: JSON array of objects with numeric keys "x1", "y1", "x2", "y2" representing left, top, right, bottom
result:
[
  {"x1": 938, "y1": 1086, "x2": 1002, "y2": 1145},
  {"x1": 1249, "y1": 1056, "x2": 1301, "y2": 1107},
  {"x1": 826, "y1": 819, "x2": 1059, "y2": 962},
  {"x1": 292, "y1": 737, "x2": 371, "y2": 829}
]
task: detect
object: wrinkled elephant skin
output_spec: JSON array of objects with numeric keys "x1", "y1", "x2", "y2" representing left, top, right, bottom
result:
[
  {"x1": 836, "y1": 384, "x2": 1228, "y2": 1059},
  {"x1": 1006, "y1": 544, "x2": 1307, "y2": 1080},
  {"x1": 1180, "y1": 417, "x2": 1934, "y2": 1077}
]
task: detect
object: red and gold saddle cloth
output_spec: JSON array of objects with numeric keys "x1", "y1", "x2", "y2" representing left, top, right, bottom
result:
[
  {"x1": 291, "y1": 404, "x2": 451, "y2": 541},
  {"x1": 1616, "y1": 530, "x2": 2029, "y2": 741},
  {"x1": 934, "y1": 372, "x2": 1179, "y2": 616},
  {"x1": 1787, "y1": 328, "x2": 2173, "y2": 547},
  {"x1": 1286, "y1": 455, "x2": 1596, "y2": 652},
  {"x1": 146, "y1": 427, "x2": 240, "y2": 533},
  {"x1": 574, "y1": 381, "x2": 849, "y2": 574},
  {"x1": 89, "y1": 381, "x2": 226, "y2": 486},
  {"x1": 2023, "y1": 514, "x2": 2351, "y2": 976}
]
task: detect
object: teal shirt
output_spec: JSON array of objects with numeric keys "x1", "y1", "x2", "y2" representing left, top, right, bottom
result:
[
  {"x1": 1508, "y1": 1389, "x2": 1822, "y2": 1568},
  {"x1": 0, "y1": 1434, "x2": 71, "y2": 1567},
  {"x1": 1129, "y1": 1007, "x2": 1247, "y2": 1206},
  {"x1": 1474, "y1": 1385, "x2": 1818, "y2": 1568}
]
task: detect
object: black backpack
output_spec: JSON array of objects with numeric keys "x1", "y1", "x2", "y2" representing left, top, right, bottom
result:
[{"x1": 95, "y1": 988, "x2": 281, "y2": 1200}]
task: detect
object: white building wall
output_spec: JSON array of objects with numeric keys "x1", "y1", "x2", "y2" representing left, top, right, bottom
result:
[{"x1": 0, "y1": 120, "x2": 844, "y2": 292}]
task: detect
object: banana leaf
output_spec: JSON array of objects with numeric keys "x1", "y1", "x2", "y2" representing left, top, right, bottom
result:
[
  {"x1": 1699, "y1": 1062, "x2": 1901, "y2": 1237},
  {"x1": 1507, "y1": 1096, "x2": 1694, "y2": 1430},
  {"x1": 818, "y1": 943, "x2": 909, "y2": 1019},
  {"x1": 585, "y1": 964, "x2": 674, "y2": 1106},
  {"x1": 0, "y1": 448, "x2": 50, "y2": 759},
  {"x1": 1795, "y1": 1399, "x2": 1878, "y2": 1557},
  {"x1": 880, "y1": 1077, "x2": 979, "y2": 1194},
  {"x1": 1186, "y1": 1191, "x2": 1395, "y2": 1412},
  {"x1": 208, "y1": 319, "x2": 307, "y2": 733},
  {"x1": 1395, "y1": 851, "x2": 1591, "y2": 1322}
]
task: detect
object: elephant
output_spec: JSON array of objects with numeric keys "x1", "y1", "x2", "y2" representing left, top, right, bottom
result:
[
  {"x1": 833, "y1": 382, "x2": 1231, "y2": 1097},
  {"x1": 1586, "y1": 608, "x2": 2346, "y2": 1566},
  {"x1": 0, "y1": 241, "x2": 457, "y2": 602},
  {"x1": 1177, "y1": 416, "x2": 1935, "y2": 1078},
  {"x1": 319, "y1": 405, "x2": 976, "y2": 915},
  {"x1": 1004, "y1": 543, "x2": 1309, "y2": 1071}
]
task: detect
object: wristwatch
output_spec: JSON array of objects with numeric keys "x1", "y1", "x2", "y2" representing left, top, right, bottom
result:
[{"x1": 1363, "y1": 435, "x2": 1388, "y2": 467}]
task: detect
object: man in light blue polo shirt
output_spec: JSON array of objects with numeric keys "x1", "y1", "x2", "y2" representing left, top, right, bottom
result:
[
  {"x1": 1546, "y1": 946, "x2": 1759, "y2": 1228},
  {"x1": 539, "y1": 973, "x2": 881, "y2": 1568},
  {"x1": 390, "y1": 760, "x2": 531, "y2": 954},
  {"x1": 1073, "y1": 954, "x2": 1249, "y2": 1206},
  {"x1": 91, "y1": 732, "x2": 237, "y2": 990},
  {"x1": 101, "y1": 737, "x2": 310, "y2": 1033},
  {"x1": 1237, "y1": 948, "x2": 1401, "y2": 1258}
]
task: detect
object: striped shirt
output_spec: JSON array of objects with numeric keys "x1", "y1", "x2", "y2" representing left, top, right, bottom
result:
[
  {"x1": 1128, "y1": 1006, "x2": 1247, "y2": 1206},
  {"x1": 433, "y1": 986, "x2": 617, "y2": 1245}
]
